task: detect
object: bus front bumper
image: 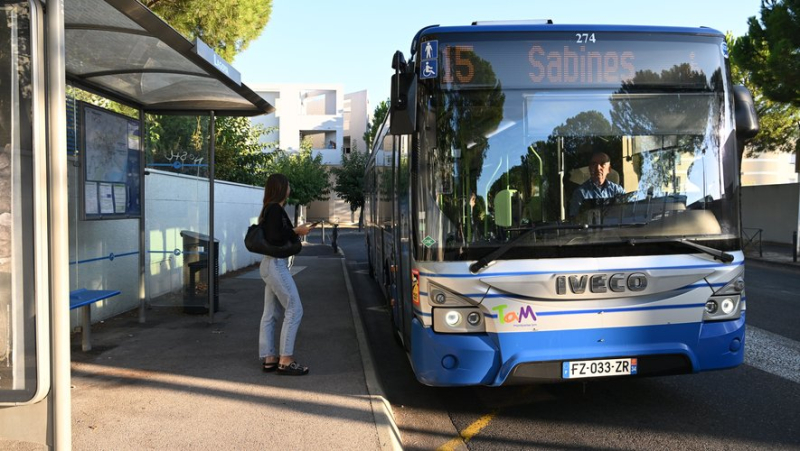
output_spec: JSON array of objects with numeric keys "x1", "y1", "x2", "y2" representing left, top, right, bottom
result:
[{"x1": 410, "y1": 315, "x2": 745, "y2": 386}]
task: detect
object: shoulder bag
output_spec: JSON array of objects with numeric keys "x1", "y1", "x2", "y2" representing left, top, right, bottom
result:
[{"x1": 244, "y1": 206, "x2": 302, "y2": 258}]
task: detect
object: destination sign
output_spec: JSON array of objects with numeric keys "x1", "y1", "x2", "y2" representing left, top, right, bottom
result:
[
  {"x1": 435, "y1": 34, "x2": 724, "y2": 90},
  {"x1": 442, "y1": 44, "x2": 635, "y2": 86}
]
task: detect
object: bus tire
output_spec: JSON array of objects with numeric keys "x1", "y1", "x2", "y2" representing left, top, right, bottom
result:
[
  {"x1": 390, "y1": 307, "x2": 405, "y2": 348},
  {"x1": 367, "y1": 248, "x2": 375, "y2": 278}
]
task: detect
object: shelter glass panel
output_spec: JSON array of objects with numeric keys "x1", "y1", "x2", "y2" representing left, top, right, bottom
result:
[
  {"x1": 67, "y1": 89, "x2": 143, "y2": 336},
  {"x1": 0, "y1": 0, "x2": 38, "y2": 402},
  {"x1": 144, "y1": 114, "x2": 215, "y2": 314}
]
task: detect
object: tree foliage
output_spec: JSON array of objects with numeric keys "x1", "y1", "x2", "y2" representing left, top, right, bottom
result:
[
  {"x1": 146, "y1": 0, "x2": 272, "y2": 61},
  {"x1": 363, "y1": 100, "x2": 389, "y2": 150},
  {"x1": 214, "y1": 117, "x2": 276, "y2": 185},
  {"x1": 146, "y1": 114, "x2": 209, "y2": 176},
  {"x1": 267, "y1": 139, "x2": 330, "y2": 221},
  {"x1": 140, "y1": 1, "x2": 276, "y2": 184},
  {"x1": 330, "y1": 142, "x2": 368, "y2": 212},
  {"x1": 733, "y1": 0, "x2": 800, "y2": 107},
  {"x1": 728, "y1": 33, "x2": 800, "y2": 156},
  {"x1": 145, "y1": 114, "x2": 274, "y2": 184}
]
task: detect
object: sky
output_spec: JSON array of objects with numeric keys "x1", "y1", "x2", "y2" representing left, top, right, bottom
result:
[{"x1": 232, "y1": 0, "x2": 763, "y2": 109}]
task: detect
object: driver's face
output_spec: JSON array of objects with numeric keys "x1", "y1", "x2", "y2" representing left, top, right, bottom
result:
[{"x1": 589, "y1": 157, "x2": 610, "y2": 185}]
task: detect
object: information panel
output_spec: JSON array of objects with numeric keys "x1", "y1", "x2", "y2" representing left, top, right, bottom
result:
[{"x1": 80, "y1": 103, "x2": 142, "y2": 220}]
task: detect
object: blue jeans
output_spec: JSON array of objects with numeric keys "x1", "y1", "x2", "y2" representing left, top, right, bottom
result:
[{"x1": 258, "y1": 256, "x2": 303, "y2": 358}]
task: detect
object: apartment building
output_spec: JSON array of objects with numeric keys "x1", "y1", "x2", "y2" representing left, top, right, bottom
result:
[
  {"x1": 741, "y1": 151, "x2": 798, "y2": 186},
  {"x1": 250, "y1": 84, "x2": 369, "y2": 224}
]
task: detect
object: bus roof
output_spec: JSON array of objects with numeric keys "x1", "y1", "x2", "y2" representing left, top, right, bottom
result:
[
  {"x1": 410, "y1": 23, "x2": 725, "y2": 56},
  {"x1": 415, "y1": 22, "x2": 725, "y2": 41}
]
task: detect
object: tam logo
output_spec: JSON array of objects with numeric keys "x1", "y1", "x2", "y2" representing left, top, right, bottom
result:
[{"x1": 492, "y1": 304, "x2": 537, "y2": 324}]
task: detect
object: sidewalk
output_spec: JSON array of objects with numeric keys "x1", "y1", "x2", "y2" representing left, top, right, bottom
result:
[
  {"x1": 744, "y1": 241, "x2": 800, "y2": 269},
  {"x1": 70, "y1": 242, "x2": 401, "y2": 450}
]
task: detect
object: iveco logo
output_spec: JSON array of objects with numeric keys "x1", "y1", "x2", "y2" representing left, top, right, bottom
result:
[{"x1": 555, "y1": 273, "x2": 648, "y2": 295}]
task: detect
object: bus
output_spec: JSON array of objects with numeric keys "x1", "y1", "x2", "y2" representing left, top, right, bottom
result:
[{"x1": 363, "y1": 21, "x2": 759, "y2": 387}]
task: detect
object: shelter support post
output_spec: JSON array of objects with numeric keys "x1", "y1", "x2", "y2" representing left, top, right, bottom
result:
[{"x1": 208, "y1": 111, "x2": 216, "y2": 324}]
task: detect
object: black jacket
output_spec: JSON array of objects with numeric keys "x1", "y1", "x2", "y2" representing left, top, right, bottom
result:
[{"x1": 261, "y1": 203, "x2": 298, "y2": 246}]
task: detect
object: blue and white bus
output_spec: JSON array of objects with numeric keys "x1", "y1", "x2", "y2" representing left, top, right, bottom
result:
[{"x1": 364, "y1": 21, "x2": 759, "y2": 386}]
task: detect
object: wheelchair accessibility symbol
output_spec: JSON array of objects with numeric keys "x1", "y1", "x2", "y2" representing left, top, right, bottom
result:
[{"x1": 421, "y1": 60, "x2": 437, "y2": 79}]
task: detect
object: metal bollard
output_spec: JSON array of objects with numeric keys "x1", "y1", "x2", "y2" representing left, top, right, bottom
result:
[{"x1": 332, "y1": 224, "x2": 339, "y2": 254}]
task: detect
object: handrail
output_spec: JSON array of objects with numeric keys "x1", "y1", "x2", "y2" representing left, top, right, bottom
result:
[{"x1": 741, "y1": 227, "x2": 763, "y2": 257}]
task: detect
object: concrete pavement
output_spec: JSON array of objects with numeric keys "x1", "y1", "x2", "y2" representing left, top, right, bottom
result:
[
  {"x1": 744, "y1": 240, "x2": 800, "y2": 268},
  {"x1": 70, "y1": 241, "x2": 401, "y2": 450}
]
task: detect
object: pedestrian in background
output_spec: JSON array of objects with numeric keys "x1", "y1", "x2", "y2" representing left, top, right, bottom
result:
[{"x1": 258, "y1": 173, "x2": 314, "y2": 376}]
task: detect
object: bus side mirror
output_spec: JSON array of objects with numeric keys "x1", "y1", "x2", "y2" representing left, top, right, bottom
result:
[
  {"x1": 733, "y1": 85, "x2": 759, "y2": 140},
  {"x1": 390, "y1": 51, "x2": 417, "y2": 135}
]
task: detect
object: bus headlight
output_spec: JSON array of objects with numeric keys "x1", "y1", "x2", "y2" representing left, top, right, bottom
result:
[
  {"x1": 703, "y1": 295, "x2": 741, "y2": 322},
  {"x1": 433, "y1": 307, "x2": 485, "y2": 333},
  {"x1": 444, "y1": 311, "x2": 462, "y2": 327},
  {"x1": 720, "y1": 297, "x2": 736, "y2": 314}
]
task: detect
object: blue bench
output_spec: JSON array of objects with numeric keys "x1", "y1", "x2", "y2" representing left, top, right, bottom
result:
[{"x1": 69, "y1": 289, "x2": 121, "y2": 351}]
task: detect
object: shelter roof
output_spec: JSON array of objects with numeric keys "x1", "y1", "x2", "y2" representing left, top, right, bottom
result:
[{"x1": 64, "y1": 0, "x2": 273, "y2": 115}]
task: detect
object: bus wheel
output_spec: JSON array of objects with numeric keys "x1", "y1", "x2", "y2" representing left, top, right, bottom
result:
[
  {"x1": 389, "y1": 301, "x2": 405, "y2": 348},
  {"x1": 367, "y1": 246, "x2": 375, "y2": 278}
]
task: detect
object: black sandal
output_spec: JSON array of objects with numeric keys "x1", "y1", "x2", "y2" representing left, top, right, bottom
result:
[
  {"x1": 277, "y1": 361, "x2": 309, "y2": 376},
  {"x1": 262, "y1": 361, "x2": 278, "y2": 372}
]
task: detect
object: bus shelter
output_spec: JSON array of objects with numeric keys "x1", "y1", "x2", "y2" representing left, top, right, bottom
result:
[{"x1": 0, "y1": 0, "x2": 273, "y2": 447}]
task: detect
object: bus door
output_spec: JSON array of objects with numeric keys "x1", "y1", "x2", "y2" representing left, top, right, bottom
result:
[{"x1": 393, "y1": 135, "x2": 414, "y2": 349}]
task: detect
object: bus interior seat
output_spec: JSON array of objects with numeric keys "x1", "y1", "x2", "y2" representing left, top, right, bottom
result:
[{"x1": 494, "y1": 188, "x2": 517, "y2": 227}]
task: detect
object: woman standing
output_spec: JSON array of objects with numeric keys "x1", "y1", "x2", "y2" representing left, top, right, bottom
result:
[{"x1": 258, "y1": 173, "x2": 313, "y2": 376}]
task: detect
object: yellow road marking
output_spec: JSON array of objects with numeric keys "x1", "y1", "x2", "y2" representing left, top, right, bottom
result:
[{"x1": 436, "y1": 409, "x2": 498, "y2": 451}]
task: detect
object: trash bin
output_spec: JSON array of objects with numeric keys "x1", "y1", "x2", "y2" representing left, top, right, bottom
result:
[{"x1": 180, "y1": 231, "x2": 219, "y2": 314}]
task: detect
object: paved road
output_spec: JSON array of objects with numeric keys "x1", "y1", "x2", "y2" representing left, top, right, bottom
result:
[
  {"x1": 337, "y1": 232, "x2": 800, "y2": 450},
  {"x1": 744, "y1": 260, "x2": 800, "y2": 342}
]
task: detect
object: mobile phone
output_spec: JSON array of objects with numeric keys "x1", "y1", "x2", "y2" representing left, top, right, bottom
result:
[{"x1": 309, "y1": 220, "x2": 322, "y2": 227}]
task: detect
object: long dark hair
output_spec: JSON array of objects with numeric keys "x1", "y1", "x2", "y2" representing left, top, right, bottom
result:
[
  {"x1": 260, "y1": 173, "x2": 289, "y2": 221},
  {"x1": 262, "y1": 172, "x2": 289, "y2": 206}
]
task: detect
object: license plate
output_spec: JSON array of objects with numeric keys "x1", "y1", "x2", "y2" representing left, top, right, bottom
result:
[{"x1": 562, "y1": 358, "x2": 638, "y2": 379}]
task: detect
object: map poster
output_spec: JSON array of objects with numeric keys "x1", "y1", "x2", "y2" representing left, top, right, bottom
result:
[{"x1": 80, "y1": 103, "x2": 142, "y2": 220}]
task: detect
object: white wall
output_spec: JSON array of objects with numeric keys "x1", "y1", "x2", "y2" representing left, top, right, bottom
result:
[
  {"x1": 741, "y1": 183, "x2": 800, "y2": 244},
  {"x1": 345, "y1": 90, "x2": 369, "y2": 153},
  {"x1": 742, "y1": 151, "x2": 798, "y2": 186},
  {"x1": 251, "y1": 83, "x2": 344, "y2": 153},
  {"x1": 69, "y1": 166, "x2": 294, "y2": 324},
  {"x1": 145, "y1": 170, "x2": 295, "y2": 303}
]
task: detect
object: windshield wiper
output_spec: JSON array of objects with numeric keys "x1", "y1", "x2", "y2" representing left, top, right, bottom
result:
[
  {"x1": 628, "y1": 237, "x2": 734, "y2": 263},
  {"x1": 469, "y1": 223, "x2": 589, "y2": 274}
]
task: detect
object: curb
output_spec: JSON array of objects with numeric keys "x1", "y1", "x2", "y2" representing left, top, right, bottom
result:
[{"x1": 340, "y1": 255, "x2": 403, "y2": 451}]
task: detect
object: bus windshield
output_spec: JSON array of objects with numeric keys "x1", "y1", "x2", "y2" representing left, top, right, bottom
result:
[{"x1": 414, "y1": 32, "x2": 740, "y2": 261}]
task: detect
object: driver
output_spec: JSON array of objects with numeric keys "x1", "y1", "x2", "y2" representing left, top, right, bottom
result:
[{"x1": 569, "y1": 151, "x2": 625, "y2": 218}]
